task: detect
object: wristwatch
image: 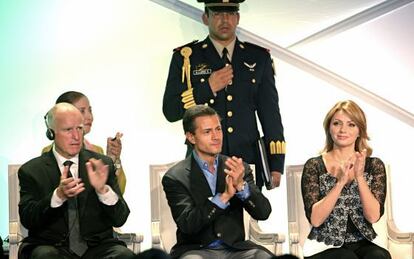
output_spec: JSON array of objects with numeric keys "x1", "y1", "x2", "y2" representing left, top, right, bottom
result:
[{"x1": 114, "y1": 159, "x2": 122, "y2": 170}]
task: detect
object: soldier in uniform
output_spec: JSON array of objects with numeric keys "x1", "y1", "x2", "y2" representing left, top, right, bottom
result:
[{"x1": 163, "y1": 0, "x2": 286, "y2": 189}]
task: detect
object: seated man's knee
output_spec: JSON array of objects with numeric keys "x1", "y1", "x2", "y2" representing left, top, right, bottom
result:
[
  {"x1": 30, "y1": 245, "x2": 61, "y2": 259},
  {"x1": 275, "y1": 255, "x2": 299, "y2": 259},
  {"x1": 112, "y1": 245, "x2": 135, "y2": 259},
  {"x1": 247, "y1": 248, "x2": 274, "y2": 259},
  {"x1": 135, "y1": 248, "x2": 171, "y2": 259}
]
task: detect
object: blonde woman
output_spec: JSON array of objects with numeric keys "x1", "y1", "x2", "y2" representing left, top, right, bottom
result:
[{"x1": 301, "y1": 100, "x2": 391, "y2": 259}]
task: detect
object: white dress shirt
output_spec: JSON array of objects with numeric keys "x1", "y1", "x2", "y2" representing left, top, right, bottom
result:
[{"x1": 50, "y1": 144, "x2": 119, "y2": 207}]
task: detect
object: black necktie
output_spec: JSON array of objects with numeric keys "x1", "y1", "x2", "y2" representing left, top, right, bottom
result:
[
  {"x1": 222, "y1": 47, "x2": 232, "y2": 91},
  {"x1": 63, "y1": 160, "x2": 88, "y2": 256},
  {"x1": 222, "y1": 47, "x2": 231, "y2": 65}
]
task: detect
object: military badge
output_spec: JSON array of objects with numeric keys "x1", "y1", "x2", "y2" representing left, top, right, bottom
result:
[
  {"x1": 193, "y1": 64, "x2": 212, "y2": 76},
  {"x1": 244, "y1": 62, "x2": 256, "y2": 71}
]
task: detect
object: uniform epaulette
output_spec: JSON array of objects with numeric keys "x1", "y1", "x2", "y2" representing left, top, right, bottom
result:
[
  {"x1": 173, "y1": 40, "x2": 199, "y2": 52},
  {"x1": 243, "y1": 41, "x2": 270, "y2": 53}
]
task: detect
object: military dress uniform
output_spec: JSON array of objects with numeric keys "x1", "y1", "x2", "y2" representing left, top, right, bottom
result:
[{"x1": 163, "y1": 36, "x2": 285, "y2": 188}]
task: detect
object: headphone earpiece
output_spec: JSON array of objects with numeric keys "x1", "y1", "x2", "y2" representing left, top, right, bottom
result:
[
  {"x1": 44, "y1": 113, "x2": 55, "y2": 140},
  {"x1": 46, "y1": 128, "x2": 55, "y2": 140}
]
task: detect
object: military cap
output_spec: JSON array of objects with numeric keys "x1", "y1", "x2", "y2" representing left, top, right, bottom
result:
[{"x1": 197, "y1": 0, "x2": 245, "y2": 12}]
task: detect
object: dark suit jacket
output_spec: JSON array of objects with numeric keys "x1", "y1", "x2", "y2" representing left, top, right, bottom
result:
[
  {"x1": 18, "y1": 149, "x2": 130, "y2": 257},
  {"x1": 163, "y1": 36, "x2": 285, "y2": 187},
  {"x1": 162, "y1": 154, "x2": 272, "y2": 258}
]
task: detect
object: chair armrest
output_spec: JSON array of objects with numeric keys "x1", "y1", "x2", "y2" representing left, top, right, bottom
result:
[
  {"x1": 289, "y1": 232, "x2": 301, "y2": 258},
  {"x1": 9, "y1": 221, "x2": 21, "y2": 244},
  {"x1": 249, "y1": 219, "x2": 285, "y2": 256},
  {"x1": 387, "y1": 219, "x2": 414, "y2": 243},
  {"x1": 151, "y1": 221, "x2": 162, "y2": 249},
  {"x1": 113, "y1": 228, "x2": 144, "y2": 254},
  {"x1": 288, "y1": 222, "x2": 301, "y2": 258}
]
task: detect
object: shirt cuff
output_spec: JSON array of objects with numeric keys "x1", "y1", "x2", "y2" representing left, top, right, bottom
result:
[
  {"x1": 211, "y1": 194, "x2": 229, "y2": 209},
  {"x1": 236, "y1": 182, "x2": 251, "y2": 201},
  {"x1": 51, "y1": 188, "x2": 66, "y2": 208},
  {"x1": 97, "y1": 185, "x2": 119, "y2": 206}
]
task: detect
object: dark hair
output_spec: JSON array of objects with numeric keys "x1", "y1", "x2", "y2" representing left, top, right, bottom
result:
[
  {"x1": 183, "y1": 105, "x2": 219, "y2": 134},
  {"x1": 55, "y1": 91, "x2": 86, "y2": 104}
]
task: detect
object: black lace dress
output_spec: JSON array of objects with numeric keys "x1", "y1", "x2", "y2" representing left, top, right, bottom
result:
[{"x1": 301, "y1": 156, "x2": 387, "y2": 246}]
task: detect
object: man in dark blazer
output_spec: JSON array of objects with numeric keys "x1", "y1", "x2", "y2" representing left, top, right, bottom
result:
[
  {"x1": 18, "y1": 103, "x2": 134, "y2": 259},
  {"x1": 162, "y1": 105, "x2": 274, "y2": 259},
  {"x1": 163, "y1": 0, "x2": 285, "y2": 189}
]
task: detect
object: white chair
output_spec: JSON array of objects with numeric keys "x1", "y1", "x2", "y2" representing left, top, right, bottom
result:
[
  {"x1": 8, "y1": 164, "x2": 27, "y2": 259},
  {"x1": 8, "y1": 164, "x2": 143, "y2": 259},
  {"x1": 149, "y1": 162, "x2": 285, "y2": 256},
  {"x1": 286, "y1": 164, "x2": 414, "y2": 259}
]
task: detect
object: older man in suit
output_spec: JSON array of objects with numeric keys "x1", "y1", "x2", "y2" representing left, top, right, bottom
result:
[
  {"x1": 162, "y1": 105, "x2": 275, "y2": 259},
  {"x1": 18, "y1": 102, "x2": 134, "y2": 259}
]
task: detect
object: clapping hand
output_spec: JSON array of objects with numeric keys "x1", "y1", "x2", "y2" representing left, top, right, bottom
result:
[
  {"x1": 337, "y1": 156, "x2": 355, "y2": 187},
  {"x1": 220, "y1": 174, "x2": 237, "y2": 204},
  {"x1": 354, "y1": 149, "x2": 367, "y2": 180},
  {"x1": 57, "y1": 165, "x2": 85, "y2": 199},
  {"x1": 86, "y1": 158, "x2": 109, "y2": 194},
  {"x1": 224, "y1": 156, "x2": 245, "y2": 191}
]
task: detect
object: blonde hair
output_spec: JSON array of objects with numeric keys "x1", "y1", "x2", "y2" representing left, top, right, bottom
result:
[{"x1": 322, "y1": 100, "x2": 372, "y2": 156}]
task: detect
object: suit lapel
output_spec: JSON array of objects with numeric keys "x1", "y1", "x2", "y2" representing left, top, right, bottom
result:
[
  {"x1": 189, "y1": 155, "x2": 215, "y2": 203},
  {"x1": 43, "y1": 150, "x2": 69, "y2": 225},
  {"x1": 231, "y1": 38, "x2": 243, "y2": 87},
  {"x1": 201, "y1": 37, "x2": 224, "y2": 72},
  {"x1": 216, "y1": 155, "x2": 226, "y2": 194},
  {"x1": 43, "y1": 150, "x2": 61, "y2": 189}
]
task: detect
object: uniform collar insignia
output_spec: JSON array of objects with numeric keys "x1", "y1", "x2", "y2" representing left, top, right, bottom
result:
[{"x1": 244, "y1": 62, "x2": 256, "y2": 71}]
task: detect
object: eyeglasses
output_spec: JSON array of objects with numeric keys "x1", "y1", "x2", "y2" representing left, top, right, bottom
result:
[{"x1": 210, "y1": 11, "x2": 238, "y2": 19}]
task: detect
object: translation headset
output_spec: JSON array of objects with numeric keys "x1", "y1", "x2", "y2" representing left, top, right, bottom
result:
[{"x1": 44, "y1": 112, "x2": 55, "y2": 140}]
